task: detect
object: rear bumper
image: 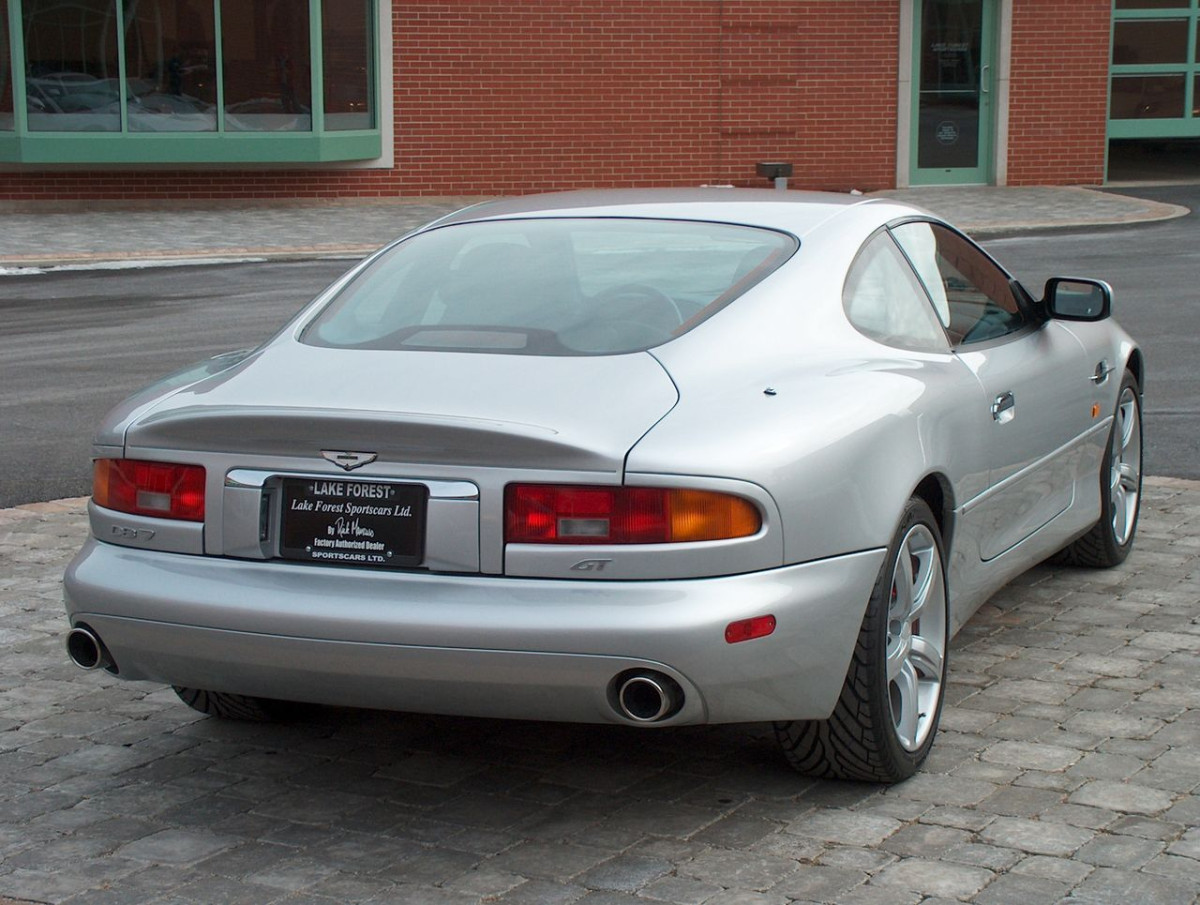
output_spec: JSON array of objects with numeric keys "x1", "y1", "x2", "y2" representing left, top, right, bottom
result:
[{"x1": 64, "y1": 539, "x2": 884, "y2": 725}]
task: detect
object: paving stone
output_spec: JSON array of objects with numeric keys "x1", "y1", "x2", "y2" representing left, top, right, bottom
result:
[
  {"x1": 830, "y1": 886, "x2": 923, "y2": 905},
  {"x1": 980, "y1": 740, "x2": 1081, "y2": 771},
  {"x1": 1075, "y1": 833, "x2": 1166, "y2": 869},
  {"x1": 815, "y1": 846, "x2": 898, "y2": 873},
  {"x1": 1164, "y1": 826, "x2": 1200, "y2": 859},
  {"x1": 888, "y1": 774, "x2": 997, "y2": 807},
  {"x1": 490, "y1": 842, "x2": 617, "y2": 883},
  {"x1": 575, "y1": 855, "x2": 671, "y2": 893},
  {"x1": 494, "y1": 879, "x2": 589, "y2": 905},
  {"x1": 868, "y1": 857, "x2": 994, "y2": 899},
  {"x1": 677, "y1": 849, "x2": 798, "y2": 892},
  {"x1": 1141, "y1": 852, "x2": 1200, "y2": 884},
  {"x1": 770, "y1": 864, "x2": 867, "y2": 901},
  {"x1": 973, "y1": 872, "x2": 1072, "y2": 905},
  {"x1": 638, "y1": 875, "x2": 723, "y2": 905},
  {"x1": 941, "y1": 842, "x2": 1022, "y2": 871},
  {"x1": 1065, "y1": 865, "x2": 1198, "y2": 905},
  {"x1": 116, "y1": 827, "x2": 240, "y2": 865},
  {"x1": 1010, "y1": 854, "x2": 1095, "y2": 884},
  {"x1": 978, "y1": 817, "x2": 1095, "y2": 856},
  {"x1": 784, "y1": 811, "x2": 901, "y2": 847},
  {"x1": 977, "y1": 785, "x2": 1064, "y2": 818},
  {"x1": 880, "y1": 823, "x2": 972, "y2": 857},
  {"x1": 1068, "y1": 780, "x2": 1176, "y2": 815}
]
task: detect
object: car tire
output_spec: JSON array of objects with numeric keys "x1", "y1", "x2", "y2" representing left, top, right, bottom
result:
[
  {"x1": 1052, "y1": 370, "x2": 1142, "y2": 568},
  {"x1": 775, "y1": 497, "x2": 949, "y2": 782},
  {"x1": 173, "y1": 686, "x2": 286, "y2": 721}
]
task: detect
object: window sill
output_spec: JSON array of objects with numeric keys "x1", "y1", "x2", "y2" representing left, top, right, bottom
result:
[{"x1": 0, "y1": 131, "x2": 382, "y2": 165}]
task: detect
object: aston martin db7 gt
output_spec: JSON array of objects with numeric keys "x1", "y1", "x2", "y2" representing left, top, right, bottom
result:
[{"x1": 63, "y1": 189, "x2": 1143, "y2": 781}]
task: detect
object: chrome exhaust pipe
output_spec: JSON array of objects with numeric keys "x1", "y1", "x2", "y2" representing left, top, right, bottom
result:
[
  {"x1": 66, "y1": 626, "x2": 114, "y2": 671},
  {"x1": 615, "y1": 670, "x2": 684, "y2": 723}
]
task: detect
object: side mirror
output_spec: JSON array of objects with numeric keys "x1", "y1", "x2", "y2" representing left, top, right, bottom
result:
[{"x1": 1044, "y1": 277, "x2": 1112, "y2": 321}]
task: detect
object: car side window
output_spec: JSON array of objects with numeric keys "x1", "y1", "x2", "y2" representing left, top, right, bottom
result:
[
  {"x1": 891, "y1": 221, "x2": 1029, "y2": 346},
  {"x1": 843, "y1": 230, "x2": 950, "y2": 353}
]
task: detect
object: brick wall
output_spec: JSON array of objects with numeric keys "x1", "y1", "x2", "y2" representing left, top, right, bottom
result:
[
  {"x1": 1006, "y1": 0, "x2": 1110, "y2": 186},
  {"x1": 0, "y1": 1, "x2": 1107, "y2": 202},
  {"x1": 1, "y1": 1, "x2": 900, "y2": 202}
]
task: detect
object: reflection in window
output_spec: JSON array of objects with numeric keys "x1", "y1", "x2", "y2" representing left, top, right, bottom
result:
[
  {"x1": 898, "y1": 223, "x2": 1026, "y2": 346},
  {"x1": 23, "y1": 0, "x2": 121, "y2": 132},
  {"x1": 1113, "y1": 19, "x2": 1189, "y2": 65},
  {"x1": 1110, "y1": 74, "x2": 1186, "y2": 119},
  {"x1": 0, "y1": 0, "x2": 13, "y2": 130},
  {"x1": 221, "y1": 0, "x2": 311, "y2": 132},
  {"x1": 844, "y1": 232, "x2": 948, "y2": 353},
  {"x1": 323, "y1": 0, "x2": 373, "y2": 130},
  {"x1": 124, "y1": 0, "x2": 217, "y2": 132}
]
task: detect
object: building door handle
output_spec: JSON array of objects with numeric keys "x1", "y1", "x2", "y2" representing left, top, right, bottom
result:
[{"x1": 992, "y1": 391, "x2": 1015, "y2": 423}]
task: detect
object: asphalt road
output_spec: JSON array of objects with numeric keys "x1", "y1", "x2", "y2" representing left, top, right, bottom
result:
[
  {"x1": 0, "y1": 187, "x2": 1196, "y2": 508},
  {"x1": 0, "y1": 260, "x2": 349, "y2": 507},
  {"x1": 985, "y1": 183, "x2": 1200, "y2": 481}
]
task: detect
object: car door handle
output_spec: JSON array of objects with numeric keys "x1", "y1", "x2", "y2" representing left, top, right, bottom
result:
[
  {"x1": 1091, "y1": 360, "x2": 1114, "y2": 384},
  {"x1": 991, "y1": 391, "x2": 1015, "y2": 424}
]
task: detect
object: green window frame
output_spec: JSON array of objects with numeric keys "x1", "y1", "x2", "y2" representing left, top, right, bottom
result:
[
  {"x1": 1110, "y1": 0, "x2": 1200, "y2": 138},
  {"x1": 0, "y1": 0, "x2": 380, "y2": 163}
]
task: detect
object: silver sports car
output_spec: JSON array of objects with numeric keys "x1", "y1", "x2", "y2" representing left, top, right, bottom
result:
[{"x1": 63, "y1": 189, "x2": 1143, "y2": 782}]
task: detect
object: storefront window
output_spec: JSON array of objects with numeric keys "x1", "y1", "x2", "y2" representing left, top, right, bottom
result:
[
  {"x1": 1113, "y1": 19, "x2": 1189, "y2": 65},
  {"x1": 1115, "y1": 0, "x2": 1186, "y2": 8},
  {"x1": 125, "y1": 0, "x2": 217, "y2": 132},
  {"x1": 221, "y1": 0, "x2": 311, "y2": 132},
  {"x1": 1, "y1": 0, "x2": 380, "y2": 161},
  {"x1": 1110, "y1": 74, "x2": 1186, "y2": 119},
  {"x1": 23, "y1": 0, "x2": 121, "y2": 132},
  {"x1": 323, "y1": 0, "x2": 373, "y2": 131},
  {"x1": 0, "y1": 0, "x2": 13, "y2": 130}
]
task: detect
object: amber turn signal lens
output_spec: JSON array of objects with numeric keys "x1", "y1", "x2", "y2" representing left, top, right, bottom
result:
[{"x1": 505, "y1": 484, "x2": 761, "y2": 545}]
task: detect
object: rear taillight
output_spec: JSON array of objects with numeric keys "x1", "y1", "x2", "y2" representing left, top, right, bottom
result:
[
  {"x1": 505, "y1": 484, "x2": 761, "y2": 545},
  {"x1": 93, "y1": 459, "x2": 206, "y2": 522}
]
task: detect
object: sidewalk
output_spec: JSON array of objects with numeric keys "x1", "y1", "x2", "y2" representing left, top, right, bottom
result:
[{"x1": 0, "y1": 185, "x2": 1188, "y2": 270}]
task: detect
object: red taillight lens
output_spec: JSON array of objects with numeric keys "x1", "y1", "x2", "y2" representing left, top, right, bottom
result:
[
  {"x1": 93, "y1": 459, "x2": 206, "y2": 522},
  {"x1": 505, "y1": 484, "x2": 761, "y2": 545}
]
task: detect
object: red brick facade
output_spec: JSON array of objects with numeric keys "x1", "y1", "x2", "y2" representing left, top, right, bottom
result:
[
  {"x1": 1006, "y1": 0, "x2": 1110, "y2": 186},
  {"x1": 0, "y1": 1, "x2": 1108, "y2": 202}
]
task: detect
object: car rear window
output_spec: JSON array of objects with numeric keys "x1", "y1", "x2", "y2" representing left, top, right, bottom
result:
[{"x1": 301, "y1": 218, "x2": 796, "y2": 355}]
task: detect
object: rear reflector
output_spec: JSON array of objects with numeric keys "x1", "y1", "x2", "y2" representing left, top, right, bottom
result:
[
  {"x1": 505, "y1": 484, "x2": 760, "y2": 545},
  {"x1": 725, "y1": 615, "x2": 777, "y2": 644},
  {"x1": 93, "y1": 459, "x2": 206, "y2": 522}
]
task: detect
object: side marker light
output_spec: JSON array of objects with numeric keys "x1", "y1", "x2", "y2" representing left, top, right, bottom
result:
[{"x1": 725, "y1": 615, "x2": 777, "y2": 644}]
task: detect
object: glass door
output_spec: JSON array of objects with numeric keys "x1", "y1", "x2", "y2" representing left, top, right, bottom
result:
[{"x1": 911, "y1": 0, "x2": 996, "y2": 185}]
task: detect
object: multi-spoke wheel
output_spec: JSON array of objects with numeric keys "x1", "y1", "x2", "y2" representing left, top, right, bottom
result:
[
  {"x1": 885, "y1": 520, "x2": 947, "y2": 754},
  {"x1": 775, "y1": 497, "x2": 948, "y2": 782},
  {"x1": 1054, "y1": 370, "x2": 1142, "y2": 568}
]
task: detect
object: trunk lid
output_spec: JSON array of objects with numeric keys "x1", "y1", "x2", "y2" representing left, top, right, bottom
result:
[{"x1": 125, "y1": 340, "x2": 679, "y2": 474}]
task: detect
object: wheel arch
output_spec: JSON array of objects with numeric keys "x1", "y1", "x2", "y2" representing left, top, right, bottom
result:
[
  {"x1": 1125, "y1": 348, "x2": 1145, "y2": 393},
  {"x1": 913, "y1": 472, "x2": 955, "y2": 555}
]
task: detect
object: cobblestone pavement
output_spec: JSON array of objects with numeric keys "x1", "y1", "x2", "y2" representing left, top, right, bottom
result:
[{"x1": 1, "y1": 481, "x2": 1198, "y2": 905}]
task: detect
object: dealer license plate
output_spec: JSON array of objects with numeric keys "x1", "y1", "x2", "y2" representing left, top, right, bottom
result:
[{"x1": 279, "y1": 478, "x2": 427, "y2": 568}]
